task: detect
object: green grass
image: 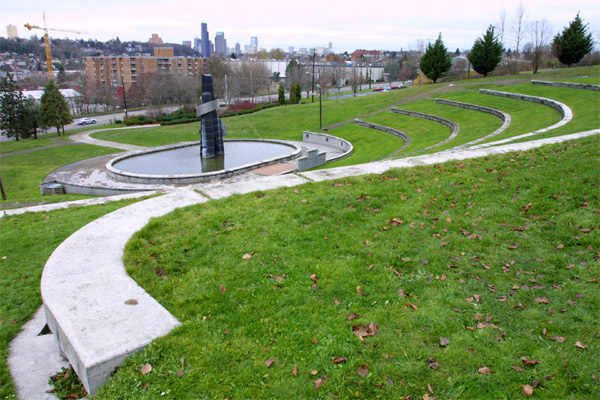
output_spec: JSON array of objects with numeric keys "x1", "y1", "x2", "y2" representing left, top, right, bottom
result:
[
  {"x1": 94, "y1": 135, "x2": 599, "y2": 399},
  {"x1": 481, "y1": 83, "x2": 600, "y2": 141},
  {"x1": 393, "y1": 100, "x2": 503, "y2": 154},
  {"x1": 0, "y1": 197, "x2": 149, "y2": 398},
  {"x1": 0, "y1": 138, "x2": 59, "y2": 154},
  {"x1": 0, "y1": 144, "x2": 122, "y2": 205},
  {"x1": 315, "y1": 124, "x2": 406, "y2": 169},
  {"x1": 363, "y1": 112, "x2": 452, "y2": 156}
]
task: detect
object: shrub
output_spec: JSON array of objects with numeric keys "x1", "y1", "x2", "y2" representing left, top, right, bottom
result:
[{"x1": 124, "y1": 114, "x2": 155, "y2": 126}]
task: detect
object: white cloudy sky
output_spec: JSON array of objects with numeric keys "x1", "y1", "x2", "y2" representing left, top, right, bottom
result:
[{"x1": 2, "y1": 0, "x2": 599, "y2": 52}]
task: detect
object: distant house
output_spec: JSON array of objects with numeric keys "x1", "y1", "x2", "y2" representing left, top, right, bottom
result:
[
  {"x1": 351, "y1": 50, "x2": 383, "y2": 64},
  {"x1": 22, "y1": 88, "x2": 82, "y2": 114}
]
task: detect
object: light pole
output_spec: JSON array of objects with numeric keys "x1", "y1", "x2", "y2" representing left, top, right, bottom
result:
[
  {"x1": 316, "y1": 84, "x2": 323, "y2": 131},
  {"x1": 121, "y1": 75, "x2": 128, "y2": 118}
]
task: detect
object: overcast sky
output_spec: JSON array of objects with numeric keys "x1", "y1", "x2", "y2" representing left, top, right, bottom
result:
[{"x1": 2, "y1": 0, "x2": 599, "y2": 53}]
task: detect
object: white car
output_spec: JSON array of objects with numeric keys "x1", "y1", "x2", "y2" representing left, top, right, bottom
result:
[{"x1": 77, "y1": 118, "x2": 97, "y2": 125}]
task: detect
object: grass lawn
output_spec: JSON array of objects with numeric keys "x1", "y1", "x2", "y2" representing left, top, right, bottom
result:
[
  {"x1": 477, "y1": 83, "x2": 600, "y2": 140},
  {"x1": 93, "y1": 135, "x2": 599, "y2": 399},
  {"x1": 0, "y1": 144, "x2": 123, "y2": 205},
  {"x1": 314, "y1": 124, "x2": 406, "y2": 169},
  {"x1": 0, "y1": 197, "x2": 149, "y2": 398},
  {"x1": 436, "y1": 90, "x2": 562, "y2": 145},
  {"x1": 393, "y1": 100, "x2": 503, "y2": 154},
  {"x1": 363, "y1": 112, "x2": 452, "y2": 157}
]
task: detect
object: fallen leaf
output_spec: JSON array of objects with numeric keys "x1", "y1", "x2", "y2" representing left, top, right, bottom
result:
[
  {"x1": 535, "y1": 297, "x2": 550, "y2": 304},
  {"x1": 266, "y1": 359, "x2": 275, "y2": 368},
  {"x1": 405, "y1": 303, "x2": 418, "y2": 311},
  {"x1": 397, "y1": 288, "x2": 408, "y2": 297},
  {"x1": 310, "y1": 274, "x2": 318, "y2": 282},
  {"x1": 428, "y1": 359, "x2": 440, "y2": 370},
  {"x1": 428, "y1": 383, "x2": 434, "y2": 394},
  {"x1": 357, "y1": 364, "x2": 369, "y2": 378},
  {"x1": 242, "y1": 252, "x2": 254, "y2": 261},
  {"x1": 332, "y1": 356, "x2": 347, "y2": 364},
  {"x1": 550, "y1": 336, "x2": 566, "y2": 343},
  {"x1": 219, "y1": 285, "x2": 226, "y2": 293},
  {"x1": 512, "y1": 366, "x2": 524, "y2": 372},
  {"x1": 382, "y1": 353, "x2": 390, "y2": 360},
  {"x1": 347, "y1": 313, "x2": 361, "y2": 321},
  {"x1": 356, "y1": 286, "x2": 366, "y2": 296},
  {"x1": 522, "y1": 384, "x2": 534, "y2": 397},
  {"x1": 141, "y1": 363, "x2": 152, "y2": 375},
  {"x1": 292, "y1": 364, "x2": 298, "y2": 377},
  {"x1": 334, "y1": 298, "x2": 341, "y2": 306},
  {"x1": 314, "y1": 378, "x2": 323, "y2": 389},
  {"x1": 310, "y1": 370, "x2": 319, "y2": 376},
  {"x1": 478, "y1": 367, "x2": 491, "y2": 374},
  {"x1": 177, "y1": 370, "x2": 185, "y2": 377},
  {"x1": 574, "y1": 341, "x2": 588, "y2": 349},
  {"x1": 439, "y1": 337, "x2": 450, "y2": 347}
]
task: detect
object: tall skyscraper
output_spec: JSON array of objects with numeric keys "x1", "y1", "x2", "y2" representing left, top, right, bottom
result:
[
  {"x1": 201, "y1": 23, "x2": 211, "y2": 58},
  {"x1": 194, "y1": 37, "x2": 202, "y2": 55},
  {"x1": 250, "y1": 36, "x2": 258, "y2": 53},
  {"x1": 235, "y1": 43, "x2": 241, "y2": 55},
  {"x1": 6, "y1": 25, "x2": 18, "y2": 39},
  {"x1": 215, "y1": 32, "x2": 227, "y2": 55}
]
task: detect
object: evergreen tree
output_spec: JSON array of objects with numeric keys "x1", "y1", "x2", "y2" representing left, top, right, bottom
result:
[
  {"x1": 552, "y1": 13, "x2": 594, "y2": 67},
  {"x1": 39, "y1": 80, "x2": 72, "y2": 136},
  {"x1": 278, "y1": 82, "x2": 285, "y2": 105},
  {"x1": 419, "y1": 34, "x2": 452, "y2": 83},
  {"x1": 0, "y1": 74, "x2": 26, "y2": 141},
  {"x1": 289, "y1": 82, "x2": 297, "y2": 104},
  {"x1": 468, "y1": 26, "x2": 504, "y2": 77},
  {"x1": 22, "y1": 97, "x2": 41, "y2": 139},
  {"x1": 294, "y1": 81, "x2": 302, "y2": 104}
]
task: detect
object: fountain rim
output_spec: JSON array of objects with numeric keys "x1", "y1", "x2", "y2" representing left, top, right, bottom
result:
[{"x1": 105, "y1": 139, "x2": 302, "y2": 184}]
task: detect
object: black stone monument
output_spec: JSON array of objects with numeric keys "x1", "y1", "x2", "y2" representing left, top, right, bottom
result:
[{"x1": 197, "y1": 74, "x2": 226, "y2": 159}]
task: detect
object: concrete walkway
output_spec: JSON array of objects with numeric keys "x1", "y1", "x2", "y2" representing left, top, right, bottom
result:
[{"x1": 68, "y1": 125, "x2": 158, "y2": 151}]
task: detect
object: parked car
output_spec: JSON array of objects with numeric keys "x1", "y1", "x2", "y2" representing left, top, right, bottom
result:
[
  {"x1": 373, "y1": 88, "x2": 384, "y2": 92},
  {"x1": 77, "y1": 118, "x2": 97, "y2": 125}
]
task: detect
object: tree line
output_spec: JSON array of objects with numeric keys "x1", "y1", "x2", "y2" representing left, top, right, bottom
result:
[
  {"x1": 1, "y1": 76, "x2": 72, "y2": 140},
  {"x1": 418, "y1": 13, "x2": 593, "y2": 84}
]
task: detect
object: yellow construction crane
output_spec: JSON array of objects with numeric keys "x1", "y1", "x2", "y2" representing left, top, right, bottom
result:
[{"x1": 24, "y1": 12, "x2": 86, "y2": 76}]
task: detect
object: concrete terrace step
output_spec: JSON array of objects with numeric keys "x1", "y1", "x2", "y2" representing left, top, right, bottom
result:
[{"x1": 40, "y1": 188, "x2": 207, "y2": 394}]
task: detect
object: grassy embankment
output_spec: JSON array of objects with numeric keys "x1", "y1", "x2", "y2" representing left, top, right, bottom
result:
[{"x1": 95, "y1": 135, "x2": 599, "y2": 399}]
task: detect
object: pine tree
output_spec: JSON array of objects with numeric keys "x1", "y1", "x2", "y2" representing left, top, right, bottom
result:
[
  {"x1": 468, "y1": 26, "x2": 504, "y2": 77},
  {"x1": 278, "y1": 82, "x2": 286, "y2": 105},
  {"x1": 552, "y1": 13, "x2": 594, "y2": 67},
  {"x1": 294, "y1": 81, "x2": 302, "y2": 104},
  {"x1": 419, "y1": 34, "x2": 452, "y2": 83},
  {"x1": 289, "y1": 82, "x2": 297, "y2": 104},
  {"x1": 0, "y1": 74, "x2": 26, "y2": 141},
  {"x1": 39, "y1": 80, "x2": 72, "y2": 135}
]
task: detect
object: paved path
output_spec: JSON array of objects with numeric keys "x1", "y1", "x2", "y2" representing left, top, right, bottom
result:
[{"x1": 68, "y1": 125, "x2": 157, "y2": 151}]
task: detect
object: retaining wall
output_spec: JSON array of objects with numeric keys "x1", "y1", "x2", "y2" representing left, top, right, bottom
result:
[
  {"x1": 531, "y1": 80, "x2": 600, "y2": 91},
  {"x1": 302, "y1": 131, "x2": 353, "y2": 163},
  {"x1": 390, "y1": 108, "x2": 459, "y2": 155}
]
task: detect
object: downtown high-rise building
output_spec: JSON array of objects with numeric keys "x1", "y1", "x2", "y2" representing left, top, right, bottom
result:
[
  {"x1": 215, "y1": 32, "x2": 227, "y2": 56},
  {"x1": 201, "y1": 23, "x2": 211, "y2": 58},
  {"x1": 250, "y1": 36, "x2": 258, "y2": 53}
]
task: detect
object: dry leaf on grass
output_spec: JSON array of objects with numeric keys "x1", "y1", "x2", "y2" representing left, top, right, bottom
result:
[
  {"x1": 357, "y1": 364, "x2": 369, "y2": 378},
  {"x1": 522, "y1": 384, "x2": 534, "y2": 397},
  {"x1": 141, "y1": 363, "x2": 152, "y2": 375}
]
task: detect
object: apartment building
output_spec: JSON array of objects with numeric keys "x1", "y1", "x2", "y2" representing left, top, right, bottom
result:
[{"x1": 85, "y1": 47, "x2": 205, "y2": 91}]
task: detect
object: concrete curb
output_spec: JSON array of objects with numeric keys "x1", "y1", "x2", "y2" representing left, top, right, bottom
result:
[{"x1": 40, "y1": 188, "x2": 207, "y2": 395}]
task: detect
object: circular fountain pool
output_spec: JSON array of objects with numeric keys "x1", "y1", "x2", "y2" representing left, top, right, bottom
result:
[{"x1": 107, "y1": 139, "x2": 301, "y2": 184}]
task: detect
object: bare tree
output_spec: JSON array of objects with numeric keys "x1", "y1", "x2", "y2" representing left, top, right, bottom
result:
[
  {"x1": 495, "y1": 8, "x2": 507, "y2": 46},
  {"x1": 512, "y1": 2, "x2": 528, "y2": 58},
  {"x1": 530, "y1": 20, "x2": 552, "y2": 74}
]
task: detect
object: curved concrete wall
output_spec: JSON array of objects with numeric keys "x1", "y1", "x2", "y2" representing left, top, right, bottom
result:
[
  {"x1": 390, "y1": 108, "x2": 460, "y2": 156},
  {"x1": 474, "y1": 89, "x2": 573, "y2": 148},
  {"x1": 353, "y1": 119, "x2": 411, "y2": 155},
  {"x1": 302, "y1": 131, "x2": 353, "y2": 163},
  {"x1": 531, "y1": 80, "x2": 600, "y2": 91},
  {"x1": 435, "y1": 99, "x2": 511, "y2": 147}
]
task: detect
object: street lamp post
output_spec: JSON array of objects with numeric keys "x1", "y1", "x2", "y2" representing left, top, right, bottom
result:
[{"x1": 316, "y1": 84, "x2": 322, "y2": 131}]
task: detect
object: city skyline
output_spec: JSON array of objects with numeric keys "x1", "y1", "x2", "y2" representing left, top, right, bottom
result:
[{"x1": 1, "y1": 0, "x2": 599, "y2": 53}]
